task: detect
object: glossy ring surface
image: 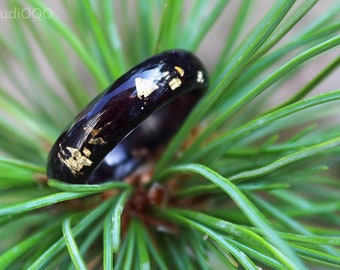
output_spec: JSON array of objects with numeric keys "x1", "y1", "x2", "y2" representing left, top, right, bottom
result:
[{"x1": 47, "y1": 49, "x2": 208, "y2": 184}]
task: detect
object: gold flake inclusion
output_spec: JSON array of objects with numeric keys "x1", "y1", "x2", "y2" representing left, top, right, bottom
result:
[
  {"x1": 135, "y1": 77, "x2": 159, "y2": 99},
  {"x1": 197, "y1": 71, "x2": 204, "y2": 83},
  {"x1": 169, "y1": 78, "x2": 182, "y2": 90},
  {"x1": 174, "y1": 66, "x2": 184, "y2": 77},
  {"x1": 89, "y1": 137, "x2": 106, "y2": 145},
  {"x1": 58, "y1": 146, "x2": 93, "y2": 175}
]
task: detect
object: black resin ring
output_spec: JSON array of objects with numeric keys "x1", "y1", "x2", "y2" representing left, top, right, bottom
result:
[{"x1": 47, "y1": 49, "x2": 208, "y2": 184}]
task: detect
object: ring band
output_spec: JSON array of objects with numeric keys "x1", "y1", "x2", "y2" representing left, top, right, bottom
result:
[{"x1": 47, "y1": 50, "x2": 208, "y2": 184}]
